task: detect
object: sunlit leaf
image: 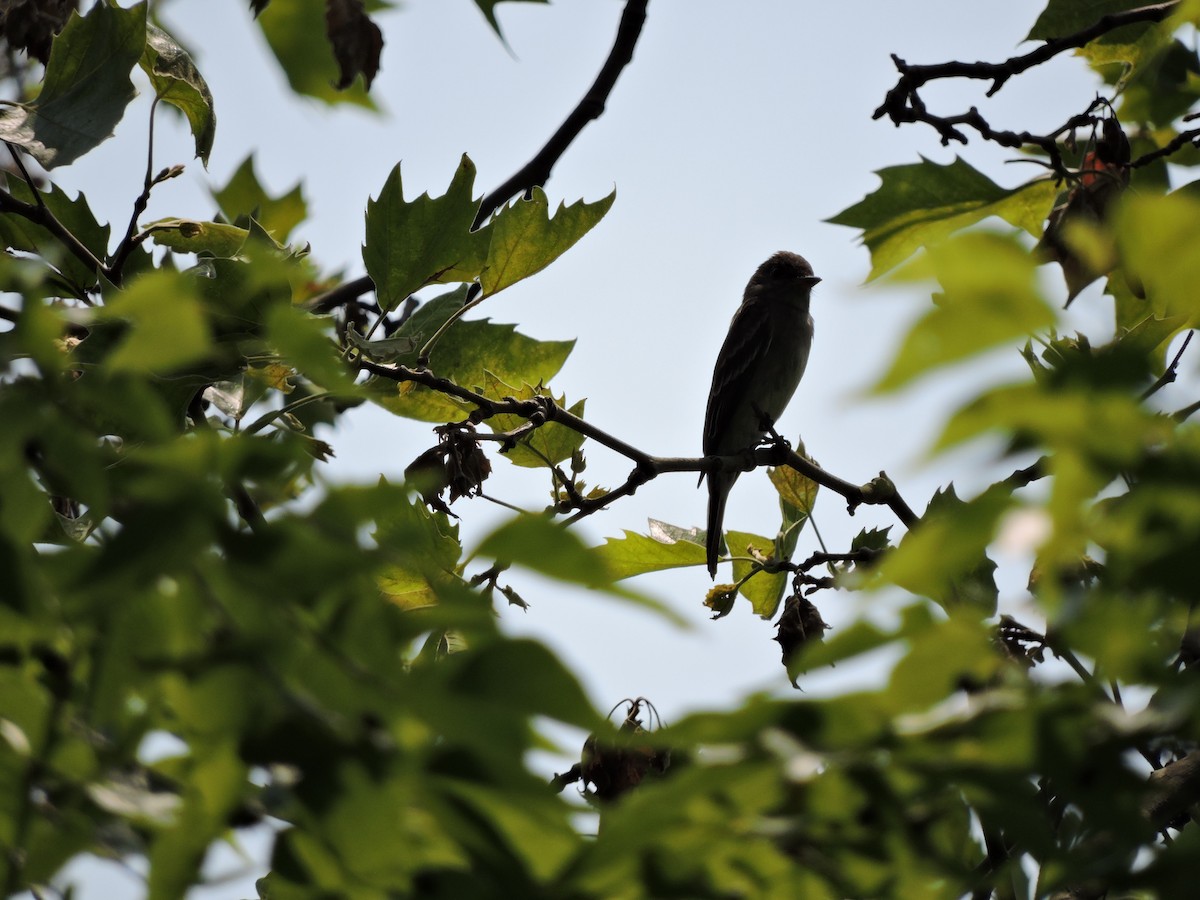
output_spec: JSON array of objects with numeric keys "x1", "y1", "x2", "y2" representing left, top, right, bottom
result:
[
  {"x1": 594, "y1": 522, "x2": 706, "y2": 580},
  {"x1": 877, "y1": 231, "x2": 1056, "y2": 391},
  {"x1": 147, "y1": 219, "x2": 249, "y2": 258},
  {"x1": 481, "y1": 187, "x2": 615, "y2": 296},
  {"x1": 827, "y1": 157, "x2": 1057, "y2": 280},
  {"x1": 367, "y1": 290, "x2": 573, "y2": 423}
]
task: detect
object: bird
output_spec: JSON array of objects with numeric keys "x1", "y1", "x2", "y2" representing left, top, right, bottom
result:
[{"x1": 702, "y1": 251, "x2": 819, "y2": 578}]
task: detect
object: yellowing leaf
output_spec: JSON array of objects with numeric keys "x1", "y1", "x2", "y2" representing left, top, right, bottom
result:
[{"x1": 480, "y1": 187, "x2": 615, "y2": 296}]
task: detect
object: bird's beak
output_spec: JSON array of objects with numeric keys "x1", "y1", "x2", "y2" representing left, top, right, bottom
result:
[{"x1": 802, "y1": 275, "x2": 821, "y2": 287}]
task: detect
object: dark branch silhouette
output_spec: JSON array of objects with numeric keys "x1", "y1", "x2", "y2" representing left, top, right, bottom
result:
[
  {"x1": 306, "y1": 0, "x2": 650, "y2": 314},
  {"x1": 874, "y1": 3, "x2": 1182, "y2": 177},
  {"x1": 358, "y1": 358, "x2": 920, "y2": 529}
]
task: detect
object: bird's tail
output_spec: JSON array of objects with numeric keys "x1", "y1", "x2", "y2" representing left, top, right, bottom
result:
[{"x1": 706, "y1": 471, "x2": 736, "y2": 578}]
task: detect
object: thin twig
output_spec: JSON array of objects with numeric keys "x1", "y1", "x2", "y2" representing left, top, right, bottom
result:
[
  {"x1": 107, "y1": 99, "x2": 160, "y2": 285},
  {"x1": 874, "y1": 3, "x2": 1179, "y2": 174},
  {"x1": 1141, "y1": 330, "x2": 1194, "y2": 401}
]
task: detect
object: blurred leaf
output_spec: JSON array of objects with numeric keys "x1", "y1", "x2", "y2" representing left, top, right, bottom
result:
[
  {"x1": 877, "y1": 231, "x2": 1055, "y2": 391},
  {"x1": 480, "y1": 187, "x2": 615, "y2": 296},
  {"x1": 1116, "y1": 192, "x2": 1200, "y2": 327},
  {"x1": 887, "y1": 614, "x2": 999, "y2": 711},
  {"x1": 140, "y1": 23, "x2": 216, "y2": 164},
  {"x1": 265, "y1": 304, "x2": 357, "y2": 390},
  {"x1": 255, "y1": 0, "x2": 389, "y2": 107},
  {"x1": 0, "y1": 2, "x2": 146, "y2": 168},
  {"x1": 147, "y1": 743, "x2": 247, "y2": 899},
  {"x1": 212, "y1": 154, "x2": 308, "y2": 242},
  {"x1": 325, "y1": 0, "x2": 383, "y2": 90},
  {"x1": 472, "y1": 0, "x2": 549, "y2": 42},
  {"x1": 883, "y1": 486, "x2": 1005, "y2": 614},
  {"x1": 476, "y1": 516, "x2": 675, "y2": 618},
  {"x1": 827, "y1": 157, "x2": 1058, "y2": 280},
  {"x1": 363, "y1": 157, "x2": 487, "y2": 312},
  {"x1": 103, "y1": 270, "x2": 211, "y2": 373},
  {"x1": 477, "y1": 515, "x2": 613, "y2": 588}
]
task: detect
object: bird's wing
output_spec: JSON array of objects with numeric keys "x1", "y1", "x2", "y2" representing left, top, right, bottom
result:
[{"x1": 702, "y1": 297, "x2": 774, "y2": 456}]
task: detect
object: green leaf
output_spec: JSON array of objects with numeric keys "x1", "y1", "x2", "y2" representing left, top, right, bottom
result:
[
  {"x1": 140, "y1": 24, "x2": 215, "y2": 165},
  {"x1": 1116, "y1": 192, "x2": 1200, "y2": 327},
  {"x1": 882, "y1": 485, "x2": 1005, "y2": 615},
  {"x1": 438, "y1": 781, "x2": 576, "y2": 882},
  {"x1": 146, "y1": 219, "x2": 249, "y2": 258},
  {"x1": 147, "y1": 743, "x2": 247, "y2": 900},
  {"x1": 363, "y1": 156, "x2": 488, "y2": 312},
  {"x1": 367, "y1": 289, "x2": 574, "y2": 423},
  {"x1": 1029, "y1": 1, "x2": 1172, "y2": 82},
  {"x1": 0, "y1": 2, "x2": 147, "y2": 168},
  {"x1": 0, "y1": 180, "x2": 110, "y2": 292},
  {"x1": 102, "y1": 269, "x2": 212, "y2": 373},
  {"x1": 212, "y1": 154, "x2": 307, "y2": 242},
  {"x1": 480, "y1": 187, "x2": 615, "y2": 296},
  {"x1": 876, "y1": 231, "x2": 1056, "y2": 391},
  {"x1": 722, "y1": 528, "x2": 789, "y2": 618},
  {"x1": 255, "y1": 0, "x2": 389, "y2": 107},
  {"x1": 377, "y1": 496, "x2": 464, "y2": 609},
  {"x1": 886, "y1": 615, "x2": 999, "y2": 712},
  {"x1": 827, "y1": 157, "x2": 1058, "y2": 280},
  {"x1": 1027, "y1": 0, "x2": 1148, "y2": 39},
  {"x1": 476, "y1": 515, "x2": 613, "y2": 588},
  {"x1": 265, "y1": 305, "x2": 357, "y2": 391},
  {"x1": 475, "y1": 516, "x2": 676, "y2": 618},
  {"x1": 594, "y1": 520, "x2": 707, "y2": 580}
]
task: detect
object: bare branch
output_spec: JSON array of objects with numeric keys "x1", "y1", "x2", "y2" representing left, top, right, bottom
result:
[
  {"x1": 360, "y1": 359, "x2": 920, "y2": 529},
  {"x1": 473, "y1": 0, "x2": 649, "y2": 228},
  {"x1": 874, "y1": 4, "x2": 1179, "y2": 175},
  {"x1": 309, "y1": 0, "x2": 651, "y2": 314}
]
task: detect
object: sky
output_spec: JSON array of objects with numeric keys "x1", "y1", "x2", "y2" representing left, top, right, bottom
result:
[{"x1": 41, "y1": 0, "x2": 1117, "y2": 895}]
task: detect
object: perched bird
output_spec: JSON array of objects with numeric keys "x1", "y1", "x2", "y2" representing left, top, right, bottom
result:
[{"x1": 702, "y1": 251, "x2": 819, "y2": 578}]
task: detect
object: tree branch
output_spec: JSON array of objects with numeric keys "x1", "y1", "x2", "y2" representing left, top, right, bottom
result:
[
  {"x1": 472, "y1": 0, "x2": 648, "y2": 228},
  {"x1": 308, "y1": 0, "x2": 651, "y2": 314},
  {"x1": 360, "y1": 359, "x2": 919, "y2": 529},
  {"x1": 874, "y1": 4, "x2": 1179, "y2": 174}
]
